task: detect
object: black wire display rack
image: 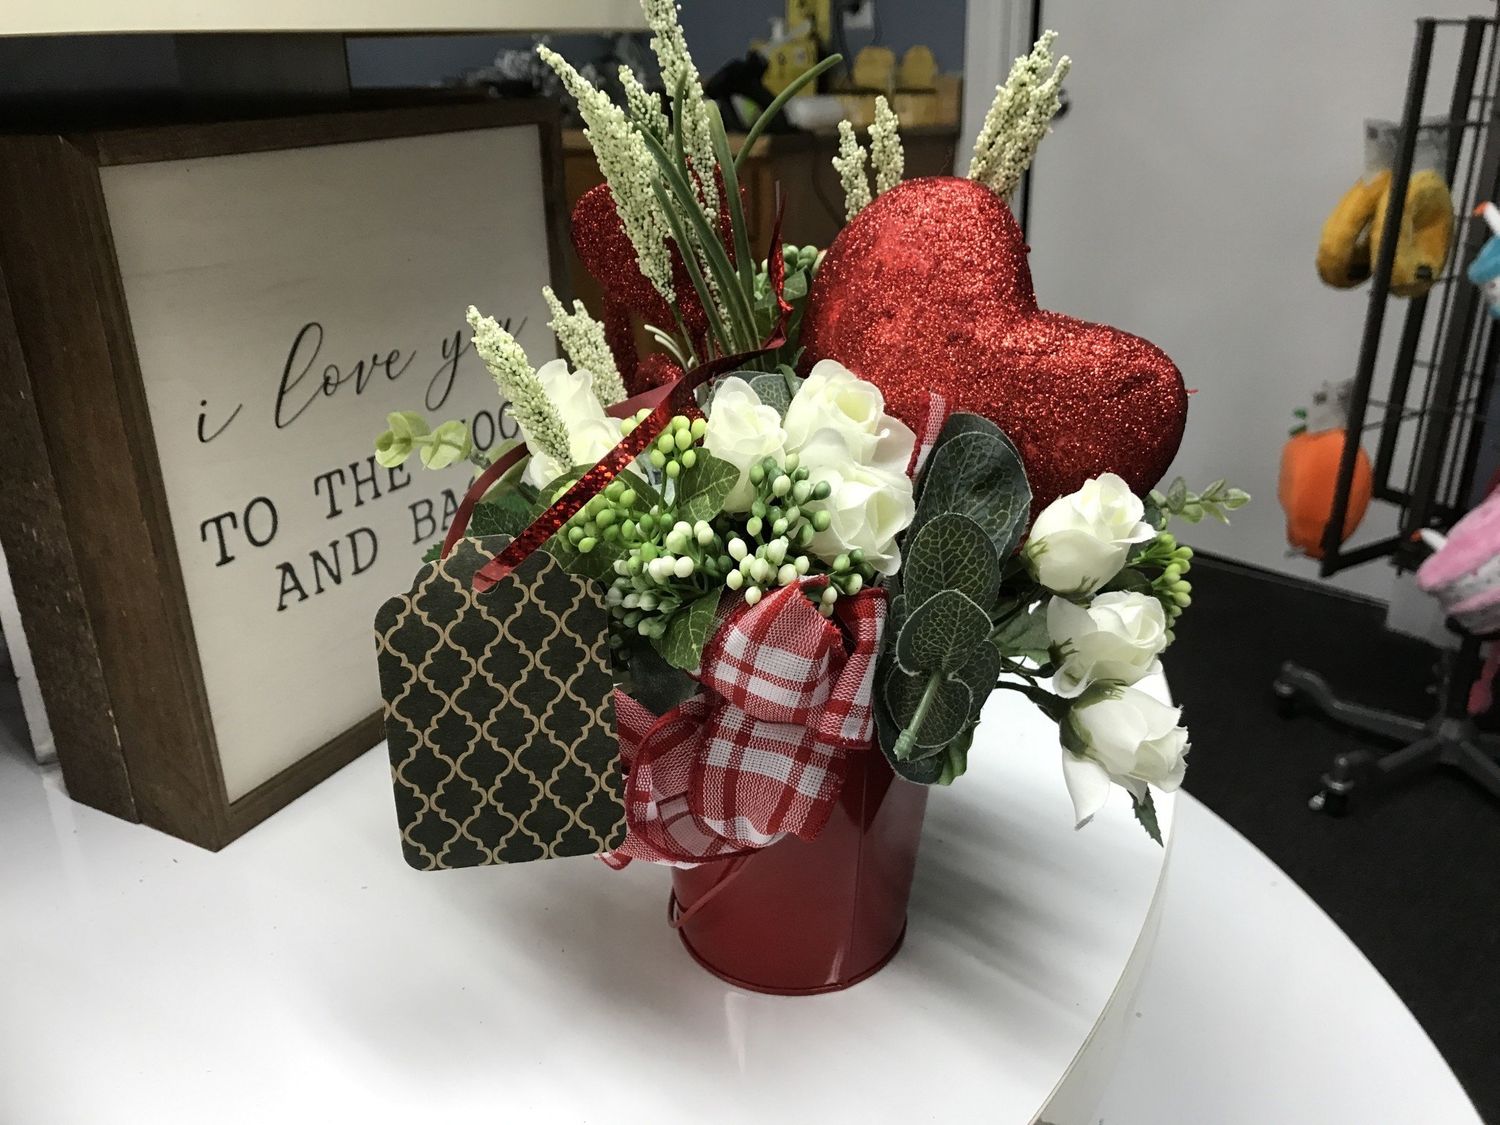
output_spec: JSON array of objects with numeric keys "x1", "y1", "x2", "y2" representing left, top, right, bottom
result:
[
  {"x1": 1277, "y1": 12, "x2": 1500, "y2": 816},
  {"x1": 1322, "y1": 13, "x2": 1500, "y2": 576}
]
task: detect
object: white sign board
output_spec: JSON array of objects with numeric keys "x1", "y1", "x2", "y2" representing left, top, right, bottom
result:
[{"x1": 101, "y1": 125, "x2": 551, "y2": 800}]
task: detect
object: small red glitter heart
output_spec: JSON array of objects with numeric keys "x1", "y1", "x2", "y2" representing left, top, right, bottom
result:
[{"x1": 799, "y1": 177, "x2": 1188, "y2": 513}]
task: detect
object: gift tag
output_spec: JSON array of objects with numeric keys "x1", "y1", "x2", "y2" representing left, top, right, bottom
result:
[{"x1": 374, "y1": 536, "x2": 625, "y2": 869}]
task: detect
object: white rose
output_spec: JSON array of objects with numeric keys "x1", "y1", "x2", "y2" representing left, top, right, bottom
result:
[
  {"x1": 703, "y1": 377, "x2": 788, "y2": 511},
  {"x1": 798, "y1": 431, "x2": 916, "y2": 574},
  {"x1": 520, "y1": 359, "x2": 619, "y2": 488},
  {"x1": 784, "y1": 359, "x2": 915, "y2": 475},
  {"x1": 1060, "y1": 685, "x2": 1189, "y2": 827},
  {"x1": 1047, "y1": 591, "x2": 1169, "y2": 698},
  {"x1": 1026, "y1": 473, "x2": 1156, "y2": 596}
]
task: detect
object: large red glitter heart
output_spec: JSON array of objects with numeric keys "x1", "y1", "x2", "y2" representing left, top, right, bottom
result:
[{"x1": 799, "y1": 177, "x2": 1188, "y2": 514}]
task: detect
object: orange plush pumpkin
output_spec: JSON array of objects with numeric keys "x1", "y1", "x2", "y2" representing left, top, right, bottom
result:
[{"x1": 1278, "y1": 426, "x2": 1373, "y2": 559}]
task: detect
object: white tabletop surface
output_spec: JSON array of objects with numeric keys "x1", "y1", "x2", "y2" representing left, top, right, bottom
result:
[
  {"x1": 0, "y1": 690, "x2": 1174, "y2": 1125},
  {"x1": 1097, "y1": 794, "x2": 1482, "y2": 1125}
]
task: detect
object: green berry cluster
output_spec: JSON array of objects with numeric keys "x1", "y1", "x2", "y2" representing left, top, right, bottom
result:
[
  {"x1": 606, "y1": 516, "x2": 732, "y2": 640},
  {"x1": 1129, "y1": 532, "x2": 1194, "y2": 640},
  {"x1": 563, "y1": 477, "x2": 646, "y2": 556},
  {"x1": 622, "y1": 411, "x2": 706, "y2": 480},
  {"x1": 729, "y1": 454, "x2": 872, "y2": 614}
]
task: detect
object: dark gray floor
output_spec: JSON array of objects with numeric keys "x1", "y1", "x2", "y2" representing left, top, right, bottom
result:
[{"x1": 1174, "y1": 556, "x2": 1500, "y2": 1122}]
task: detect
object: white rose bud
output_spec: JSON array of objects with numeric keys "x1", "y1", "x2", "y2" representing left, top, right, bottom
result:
[
  {"x1": 1025, "y1": 473, "x2": 1157, "y2": 596},
  {"x1": 520, "y1": 359, "x2": 619, "y2": 488},
  {"x1": 703, "y1": 377, "x2": 788, "y2": 511},
  {"x1": 1047, "y1": 591, "x2": 1169, "y2": 698},
  {"x1": 796, "y1": 430, "x2": 915, "y2": 575},
  {"x1": 1060, "y1": 685, "x2": 1190, "y2": 827},
  {"x1": 782, "y1": 359, "x2": 916, "y2": 475}
]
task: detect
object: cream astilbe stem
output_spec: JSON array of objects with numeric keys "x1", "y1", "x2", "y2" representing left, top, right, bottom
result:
[
  {"x1": 466, "y1": 306, "x2": 571, "y2": 467},
  {"x1": 869, "y1": 96, "x2": 905, "y2": 196},
  {"x1": 967, "y1": 30, "x2": 1070, "y2": 200},
  {"x1": 641, "y1": 0, "x2": 719, "y2": 223},
  {"x1": 542, "y1": 286, "x2": 628, "y2": 405},
  {"x1": 834, "y1": 120, "x2": 872, "y2": 220},
  {"x1": 619, "y1": 65, "x2": 670, "y2": 140},
  {"x1": 537, "y1": 45, "x2": 675, "y2": 306}
]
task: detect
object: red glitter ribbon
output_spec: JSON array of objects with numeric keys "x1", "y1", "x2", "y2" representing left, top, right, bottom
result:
[{"x1": 444, "y1": 206, "x2": 789, "y2": 593}]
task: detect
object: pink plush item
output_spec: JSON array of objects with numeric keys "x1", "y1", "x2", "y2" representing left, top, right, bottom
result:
[
  {"x1": 1446, "y1": 584, "x2": 1500, "y2": 636},
  {"x1": 1416, "y1": 488, "x2": 1500, "y2": 623}
]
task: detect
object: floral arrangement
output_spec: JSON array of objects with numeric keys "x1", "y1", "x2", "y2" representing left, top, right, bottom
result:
[{"x1": 375, "y1": 6, "x2": 1245, "y2": 844}]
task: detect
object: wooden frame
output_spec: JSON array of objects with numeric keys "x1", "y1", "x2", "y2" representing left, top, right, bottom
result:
[{"x1": 0, "y1": 100, "x2": 571, "y2": 849}]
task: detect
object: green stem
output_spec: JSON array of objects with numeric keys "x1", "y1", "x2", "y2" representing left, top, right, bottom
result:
[
  {"x1": 707, "y1": 101, "x2": 758, "y2": 302},
  {"x1": 892, "y1": 669, "x2": 943, "y2": 761},
  {"x1": 735, "y1": 55, "x2": 844, "y2": 172},
  {"x1": 638, "y1": 127, "x2": 759, "y2": 351},
  {"x1": 650, "y1": 181, "x2": 732, "y2": 357}
]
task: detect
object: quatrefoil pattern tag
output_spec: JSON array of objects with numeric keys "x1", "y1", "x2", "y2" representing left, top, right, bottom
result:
[{"x1": 374, "y1": 536, "x2": 625, "y2": 870}]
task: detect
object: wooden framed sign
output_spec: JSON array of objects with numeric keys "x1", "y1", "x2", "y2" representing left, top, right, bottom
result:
[{"x1": 0, "y1": 101, "x2": 569, "y2": 849}]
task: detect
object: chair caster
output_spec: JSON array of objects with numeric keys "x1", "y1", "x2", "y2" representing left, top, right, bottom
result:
[
  {"x1": 1308, "y1": 788, "x2": 1350, "y2": 817},
  {"x1": 1273, "y1": 678, "x2": 1300, "y2": 719}
]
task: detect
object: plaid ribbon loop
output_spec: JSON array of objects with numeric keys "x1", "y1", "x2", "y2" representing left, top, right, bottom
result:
[{"x1": 602, "y1": 581, "x2": 887, "y2": 868}]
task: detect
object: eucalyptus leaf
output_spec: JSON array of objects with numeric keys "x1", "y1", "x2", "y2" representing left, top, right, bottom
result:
[
  {"x1": 674, "y1": 449, "x2": 739, "y2": 524},
  {"x1": 924, "y1": 412, "x2": 1017, "y2": 462},
  {"x1": 887, "y1": 593, "x2": 908, "y2": 638},
  {"x1": 747, "y1": 372, "x2": 795, "y2": 418},
  {"x1": 904, "y1": 511, "x2": 1002, "y2": 611},
  {"x1": 950, "y1": 640, "x2": 1004, "y2": 722},
  {"x1": 658, "y1": 592, "x2": 721, "y2": 671},
  {"x1": 883, "y1": 662, "x2": 973, "y2": 754},
  {"x1": 895, "y1": 589, "x2": 992, "y2": 673},
  {"x1": 912, "y1": 429, "x2": 1031, "y2": 561}
]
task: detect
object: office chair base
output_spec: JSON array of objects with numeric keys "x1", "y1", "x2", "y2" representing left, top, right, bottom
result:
[{"x1": 1274, "y1": 661, "x2": 1500, "y2": 813}]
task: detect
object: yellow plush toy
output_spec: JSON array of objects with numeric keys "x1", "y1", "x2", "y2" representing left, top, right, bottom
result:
[
  {"x1": 1317, "y1": 168, "x2": 1454, "y2": 297},
  {"x1": 1372, "y1": 168, "x2": 1454, "y2": 297},
  {"x1": 1316, "y1": 171, "x2": 1389, "y2": 288}
]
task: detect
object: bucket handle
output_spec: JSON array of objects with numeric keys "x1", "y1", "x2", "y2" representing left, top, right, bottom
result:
[{"x1": 667, "y1": 854, "x2": 752, "y2": 929}]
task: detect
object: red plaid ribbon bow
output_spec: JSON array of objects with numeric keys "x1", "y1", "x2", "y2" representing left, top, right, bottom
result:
[{"x1": 602, "y1": 580, "x2": 888, "y2": 868}]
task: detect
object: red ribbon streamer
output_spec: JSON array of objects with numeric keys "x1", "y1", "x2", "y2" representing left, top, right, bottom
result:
[{"x1": 445, "y1": 202, "x2": 790, "y2": 594}]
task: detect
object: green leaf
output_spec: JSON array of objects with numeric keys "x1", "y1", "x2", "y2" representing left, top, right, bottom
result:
[
  {"x1": 657, "y1": 592, "x2": 721, "y2": 671},
  {"x1": 421, "y1": 540, "x2": 442, "y2": 564},
  {"x1": 991, "y1": 601, "x2": 1050, "y2": 662},
  {"x1": 895, "y1": 589, "x2": 992, "y2": 673},
  {"x1": 674, "y1": 448, "x2": 739, "y2": 523},
  {"x1": 470, "y1": 493, "x2": 533, "y2": 538},
  {"x1": 904, "y1": 511, "x2": 1002, "y2": 611},
  {"x1": 912, "y1": 426, "x2": 1031, "y2": 560},
  {"x1": 935, "y1": 725, "x2": 977, "y2": 785},
  {"x1": 882, "y1": 662, "x2": 973, "y2": 755},
  {"x1": 1103, "y1": 567, "x2": 1153, "y2": 596},
  {"x1": 1133, "y1": 789, "x2": 1163, "y2": 846},
  {"x1": 544, "y1": 534, "x2": 623, "y2": 584}
]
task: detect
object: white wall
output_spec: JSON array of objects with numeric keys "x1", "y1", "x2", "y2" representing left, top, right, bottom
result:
[{"x1": 1026, "y1": 1, "x2": 1483, "y2": 601}]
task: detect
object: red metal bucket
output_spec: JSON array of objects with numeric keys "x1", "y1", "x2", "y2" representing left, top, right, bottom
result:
[{"x1": 668, "y1": 746, "x2": 929, "y2": 994}]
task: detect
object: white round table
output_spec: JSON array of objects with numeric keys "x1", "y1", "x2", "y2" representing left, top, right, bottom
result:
[{"x1": 0, "y1": 689, "x2": 1174, "y2": 1124}]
